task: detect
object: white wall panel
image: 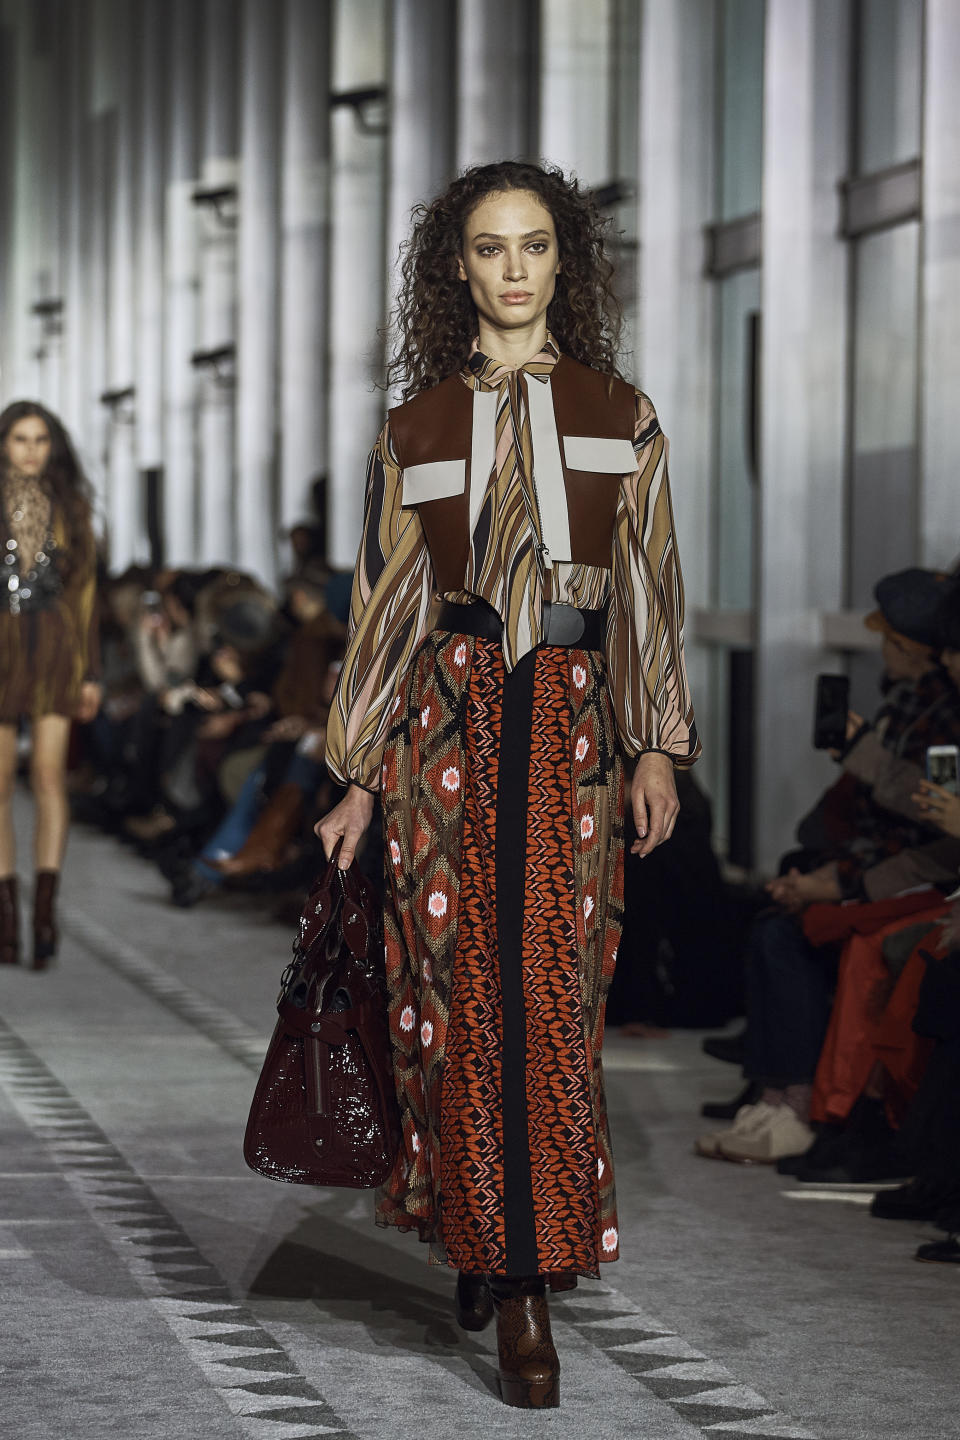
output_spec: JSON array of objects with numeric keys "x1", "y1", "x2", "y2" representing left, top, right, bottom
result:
[
  {"x1": 920, "y1": 0, "x2": 960, "y2": 569},
  {"x1": 327, "y1": 0, "x2": 388, "y2": 569},
  {"x1": 279, "y1": 0, "x2": 331, "y2": 538},
  {"x1": 755, "y1": 0, "x2": 850, "y2": 867},
  {"x1": 235, "y1": 0, "x2": 282, "y2": 583}
]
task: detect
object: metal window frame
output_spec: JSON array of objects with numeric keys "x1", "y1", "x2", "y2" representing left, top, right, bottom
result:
[
  {"x1": 704, "y1": 212, "x2": 761, "y2": 278},
  {"x1": 839, "y1": 157, "x2": 922, "y2": 239}
]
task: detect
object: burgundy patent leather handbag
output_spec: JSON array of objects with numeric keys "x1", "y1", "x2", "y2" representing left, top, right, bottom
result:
[{"x1": 244, "y1": 847, "x2": 401, "y2": 1188}]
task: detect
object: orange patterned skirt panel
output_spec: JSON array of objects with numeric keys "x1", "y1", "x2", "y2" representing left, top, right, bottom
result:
[{"x1": 377, "y1": 629, "x2": 624, "y2": 1277}]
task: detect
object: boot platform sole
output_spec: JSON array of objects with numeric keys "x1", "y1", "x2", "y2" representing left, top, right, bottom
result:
[{"x1": 498, "y1": 1372, "x2": 560, "y2": 1408}]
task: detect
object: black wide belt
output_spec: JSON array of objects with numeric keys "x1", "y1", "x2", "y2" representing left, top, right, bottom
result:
[{"x1": 435, "y1": 599, "x2": 607, "y2": 651}]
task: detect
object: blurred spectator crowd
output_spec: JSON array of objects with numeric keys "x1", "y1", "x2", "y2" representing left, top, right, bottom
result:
[
  {"x1": 69, "y1": 520, "x2": 349, "y2": 921},
  {"x1": 689, "y1": 566, "x2": 960, "y2": 1269}
]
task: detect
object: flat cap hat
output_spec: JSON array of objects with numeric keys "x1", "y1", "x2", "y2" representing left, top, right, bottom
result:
[{"x1": 865, "y1": 567, "x2": 953, "y2": 649}]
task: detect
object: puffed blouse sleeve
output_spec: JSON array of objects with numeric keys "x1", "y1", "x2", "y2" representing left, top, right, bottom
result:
[
  {"x1": 324, "y1": 421, "x2": 434, "y2": 791},
  {"x1": 606, "y1": 392, "x2": 701, "y2": 768}
]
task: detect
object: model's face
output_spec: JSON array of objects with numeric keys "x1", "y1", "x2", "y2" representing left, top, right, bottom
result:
[
  {"x1": 2, "y1": 416, "x2": 51, "y2": 476},
  {"x1": 457, "y1": 190, "x2": 560, "y2": 337}
]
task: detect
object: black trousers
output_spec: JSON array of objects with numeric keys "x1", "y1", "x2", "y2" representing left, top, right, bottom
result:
[{"x1": 743, "y1": 909, "x2": 835, "y2": 1087}]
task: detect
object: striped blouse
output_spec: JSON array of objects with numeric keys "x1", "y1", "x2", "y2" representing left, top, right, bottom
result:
[{"x1": 325, "y1": 338, "x2": 700, "y2": 790}]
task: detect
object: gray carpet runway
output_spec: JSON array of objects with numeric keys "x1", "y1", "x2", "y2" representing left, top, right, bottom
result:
[{"x1": 0, "y1": 798, "x2": 956, "y2": 1439}]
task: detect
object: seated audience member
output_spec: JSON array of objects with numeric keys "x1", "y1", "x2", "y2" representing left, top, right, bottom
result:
[
  {"x1": 73, "y1": 565, "x2": 152, "y2": 803},
  {"x1": 869, "y1": 898, "x2": 960, "y2": 1262},
  {"x1": 168, "y1": 568, "x2": 344, "y2": 906},
  {"x1": 790, "y1": 590, "x2": 960, "y2": 1183},
  {"x1": 117, "y1": 569, "x2": 225, "y2": 832},
  {"x1": 698, "y1": 568, "x2": 960, "y2": 1165},
  {"x1": 608, "y1": 770, "x2": 754, "y2": 1031}
]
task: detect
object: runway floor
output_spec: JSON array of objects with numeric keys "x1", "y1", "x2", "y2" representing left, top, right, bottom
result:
[{"x1": 0, "y1": 793, "x2": 956, "y2": 1440}]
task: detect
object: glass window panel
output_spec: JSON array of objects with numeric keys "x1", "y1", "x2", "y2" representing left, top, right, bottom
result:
[
  {"x1": 856, "y1": 0, "x2": 923, "y2": 174},
  {"x1": 849, "y1": 221, "x2": 920, "y2": 609},
  {"x1": 718, "y1": 0, "x2": 765, "y2": 220},
  {"x1": 714, "y1": 269, "x2": 760, "y2": 609}
]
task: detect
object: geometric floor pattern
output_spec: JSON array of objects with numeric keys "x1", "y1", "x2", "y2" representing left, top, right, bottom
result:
[
  {"x1": 63, "y1": 906, "x2": 269, "y2": 1074},
  {"x1": 0, "y1": 913, "x2": 821, "y2": 1440},
  {"x1": 0, "y1": 1016, "x2": 356, "y2": 1440},
  {"x1": 558, "y1": 1286, "x2": 819, "y2": 1439},
  {"x1": 60, "y1": 903, "x2": 818, "y2": 1436}
]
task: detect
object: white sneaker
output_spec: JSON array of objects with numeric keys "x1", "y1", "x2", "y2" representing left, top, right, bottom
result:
[
  {"x1": 695, "y1": 1101, "x2": 778, "y2": 1159},
  {"x1": 718, "y1": 1102, "x2": 814, "y2": 1165}
]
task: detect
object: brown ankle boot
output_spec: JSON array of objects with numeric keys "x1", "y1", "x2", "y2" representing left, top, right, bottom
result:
[
  {"x1": 455, "y1": 1271, "x2": 493, "y2": 1332},
  {"x1": 33, "y1": 870, "x2": 59, "y2": 970},
  {"x1": 0, "y1": 877, "x2": 19, "y2": 965},
  {"x1": 210, "y1": 783, "x2": 304, "y2": 877},
  {"x1": 491, "y1": 1277, "x2": 560, "y2": 1409}
]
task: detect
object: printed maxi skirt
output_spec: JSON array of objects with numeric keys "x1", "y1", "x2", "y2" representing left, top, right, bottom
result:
[{"x1": 377, "y1": 627, "x2": 625, "y2": 1278}]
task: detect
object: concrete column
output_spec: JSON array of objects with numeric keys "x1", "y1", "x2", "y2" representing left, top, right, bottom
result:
[
  {"x1": 163, "y1": 0, "x2": 200, "y2": 566},
  {"x1": 6, "y1": 7, "x2": 34, "y2": 398},
  {"x1": 8, "y1": 2, "x2": 61, "y2": 401},
  {"x1": 196, "y1": 0, "x2": 239, "y2": 565},
  {"x1": 235, "y1": 0, "x2": 282, "y2": 584},
  {"x1": 105, "y1": 0, "x2": 141, "y2": 569},
  {"x1": 539, "y1": 0, "x2": 613, "y2": 183},
  {"x1": 278, "y1": 0, "x2": 331, "y2": 538},
  {"x1": 456, "y1": 0, "x2": 538, "y2": 168},
  {"x1": 30, "y1": 19, "x2": 61, "y2": 410},
  {"x1": 755, "y1": 0, "x2": 850, "y2": 868},
  {"x1": 636, "y1": 0, "x2": 715, "y2": 796},
  {"x1": 135, "y1": 0, "x2": 166, "y2": 482},
  {"x1": 0, "y1": 16, "x2": 12, "y2": 398},
  {"x1": 58, "y1": 0, "x2": 87, "y2": 451},
  {"x1": 81, "y1": 1, "x2": 115, "y2": 518},
  {"x1": 919, "y1": 0, "x2": 960, "y2": 568},
  {"x1": 386, "y1": 0, "x2": 455, "y2": 324},
  {"x1": 327, "y1": 0, "x2": 388, "y2": 568}
]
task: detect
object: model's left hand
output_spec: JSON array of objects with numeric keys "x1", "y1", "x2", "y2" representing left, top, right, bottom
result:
[
  {"x1": 630, "y1": 752, "x2": 680, "y2": 858},
  {"x1": 74, "y1": 681, "x2": 102, "y2": 723}
]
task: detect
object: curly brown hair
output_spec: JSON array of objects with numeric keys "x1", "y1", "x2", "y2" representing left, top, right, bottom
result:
[
  {"x1": 0, "y1": 400, "x2": 94, "y2": 578},
  {"x1": 388, "y1": 161, "x2": 624, "y2": 399}
]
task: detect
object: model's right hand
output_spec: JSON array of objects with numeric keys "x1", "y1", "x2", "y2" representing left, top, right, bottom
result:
[{"x1": 315, "y1": 784, "x2": 375, "y2": 869}]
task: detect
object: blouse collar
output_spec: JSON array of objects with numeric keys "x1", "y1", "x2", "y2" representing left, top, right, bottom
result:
[{"x1": 464, "y1": 333, "x2": 560, "y2": 389}]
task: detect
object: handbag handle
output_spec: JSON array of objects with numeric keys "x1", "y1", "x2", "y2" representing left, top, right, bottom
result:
[{"x1": 300, "y1": 838, "x2": 378, "y2": 967}]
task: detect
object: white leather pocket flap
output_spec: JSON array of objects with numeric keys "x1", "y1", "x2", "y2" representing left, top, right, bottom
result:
[
  {"x1": 562, "y1": 436, "x2": 637, "y2": 474},
  {"x1": 401, "y1": 459, "x2": 467, "y2": 506}
]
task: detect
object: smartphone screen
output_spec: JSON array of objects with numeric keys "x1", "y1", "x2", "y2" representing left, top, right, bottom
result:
[
  {"x1": 926, "y1": 745, "x2": 960, "y2": 796},
  {"x1": 813, "y1": 673, "x2": 850, "y2": 750}
]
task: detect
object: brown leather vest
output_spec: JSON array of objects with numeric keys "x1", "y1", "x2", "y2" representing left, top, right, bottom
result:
[{"x1": 387, "y1": 354, "x2": 637, "y2": 592}]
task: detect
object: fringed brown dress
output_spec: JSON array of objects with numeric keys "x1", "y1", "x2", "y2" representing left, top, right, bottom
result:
[
  {"x1": 0, "y1": 471, "x2": 98, "y2": 723},
  {"x1": 326, "y1": 338, "x2": 700, "y2": 1279}
]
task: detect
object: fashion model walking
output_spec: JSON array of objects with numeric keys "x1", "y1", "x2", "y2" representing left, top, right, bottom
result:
[
  {"x1": 0, "y1": 402, "x2": 101, "y2": 968},
  {"x1": 318, "y1": 162, "x2": 700, "y2": 1407}
]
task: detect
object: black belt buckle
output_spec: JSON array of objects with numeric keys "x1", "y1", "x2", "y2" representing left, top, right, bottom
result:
[{"x1": 544, "y1": 602, "x2": 585, "y2": 646}]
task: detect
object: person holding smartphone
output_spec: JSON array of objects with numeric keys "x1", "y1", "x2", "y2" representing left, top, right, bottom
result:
[
  {"x1": 701, "y1": 568, "x2": 960, "y2": 1166},
  {"x1": 767, "y1": 569, "x2": 960, "y2": 912}
]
